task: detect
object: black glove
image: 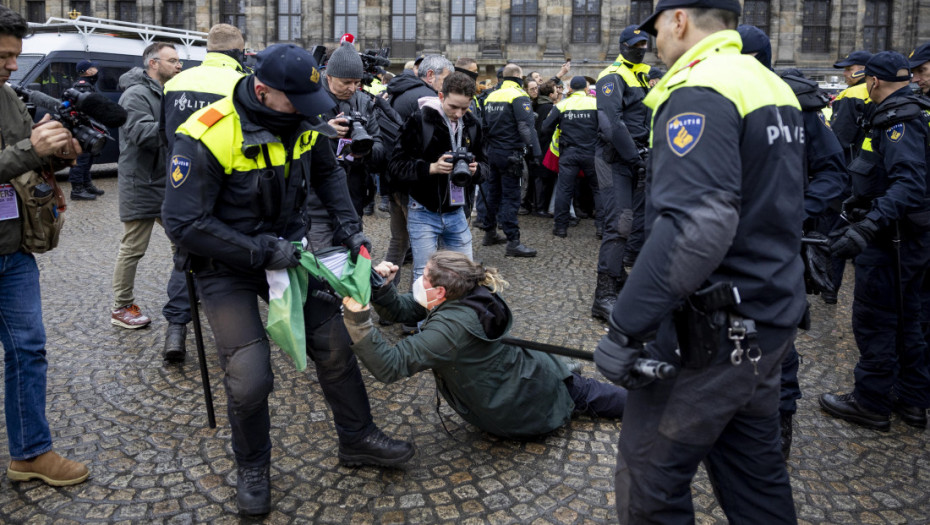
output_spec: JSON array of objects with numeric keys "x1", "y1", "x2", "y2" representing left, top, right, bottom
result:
[
  {"x1": 802, "y1": 231, "x2": 836, "y2": 295},
  {"x1": 343, "y1": 231, "x2": 372, "y2": 262},
  {"x1": 593, "y1": 329, "x2": 654, "y2": 390},
  {"x1": 829, "y1": 218, "x2": 880, "y2": 259},
  {"x1": 265, "y1": 237, "x2": 300, "y2": 270}
]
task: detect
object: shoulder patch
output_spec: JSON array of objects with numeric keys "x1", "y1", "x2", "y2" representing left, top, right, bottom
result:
[
  {"x1": 198, "y1": 107, "x2": 225, "y2": 127},
  {"x1": 666, "y1": 113, "x2": 705, "y2": 157},
  {"x1": 522, "y1": 101, "x2": 532, "y2": 112},
  {"x1": 602, "y1": 82, "x2": 614, "y2": 96},
  {"x1": 886, "y1": 123, "x2": 905, "y2": 142},
  {"x1": 170, "y1": 155, "x2": 192, "y2": 188}
]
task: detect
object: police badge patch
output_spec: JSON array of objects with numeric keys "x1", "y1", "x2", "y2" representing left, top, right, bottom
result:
[
  {"x1": 522, "y1": 101, "x2": 532, "y2": 112},
  {"x1": 666, "y1": 113, "x2": 705, "y2": 157},
  {"x1": 887, "y1": 123, "x2": 905, "y2": 143},
  {"x1": 602, "y1": 82, "x2": 614, "y2": 96},
  {"x1": 170, "y1": 155, "x2": 192, "y2": 188}
]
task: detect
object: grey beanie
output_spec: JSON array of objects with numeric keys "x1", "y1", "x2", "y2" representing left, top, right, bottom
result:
[{"x1": 327, "y1": 41, "x2": 364, "y2": 79}]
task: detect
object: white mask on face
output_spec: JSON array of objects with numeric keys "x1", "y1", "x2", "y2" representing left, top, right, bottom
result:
[{"x1": 412, "y1": 276, "x2": 435, "y2": 308}]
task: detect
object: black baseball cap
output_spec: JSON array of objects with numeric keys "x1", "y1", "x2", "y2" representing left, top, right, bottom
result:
[
  {"x1": 833, "y1": 50, "x2": 872, "y2": 68},
  {"x1": 619, "y1": 25, "x2": 648, "y2": 46},
  {"x1": 254, "y1": 44, "x2": 334, "y2": 116},
  {"x1": 908, "y1": 42, "x2": 930, "y2": 68},
  {"x1": 637, "y1": 0, "x2": 741, "y2": 36},
  {"x1": 414, "y1": 55, "x2": 425, "y2": 65},
  {"x1": 864, "y1": 51, "x2": 912, "y2": 82},
  {"x1": 569, "y1": 76, "x2": 587, "y2": 90}
]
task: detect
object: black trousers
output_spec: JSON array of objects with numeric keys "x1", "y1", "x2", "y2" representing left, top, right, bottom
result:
[{"x1": 197, "y1": 267, "x2": 375, "y2": 468}]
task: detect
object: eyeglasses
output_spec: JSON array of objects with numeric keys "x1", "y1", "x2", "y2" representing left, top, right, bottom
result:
[{"x1": 154, "y1": 58, "x2": 183, "y2": 67}]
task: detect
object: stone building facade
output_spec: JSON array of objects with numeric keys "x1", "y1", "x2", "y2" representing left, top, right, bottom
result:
[{"x1": 10, "y1": 0, "x2": 930, "y2": 79}]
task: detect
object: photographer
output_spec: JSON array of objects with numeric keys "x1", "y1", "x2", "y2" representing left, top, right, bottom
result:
[
  {"x1": 322, "y1": 41, "x2": 385, "y2": 218},
  {"x1": 389, "y1": 72, "x2": 488, "y2": 280},
  {"x1": 0, "y1": 5, "x2": 89, "y2": 486},
  {"x1": 341, "y1": 251, "x2": 627, "y2": 440}
]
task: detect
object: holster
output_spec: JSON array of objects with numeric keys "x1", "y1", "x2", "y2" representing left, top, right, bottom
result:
[{"x1": 674, "y1": 281, "x2": 740, "y2": 369}]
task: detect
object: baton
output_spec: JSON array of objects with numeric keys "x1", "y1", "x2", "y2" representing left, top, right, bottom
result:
[
  {"x1": 801, "y1": 236, "x2": 830, "y2": 246},
  {"x1": 501, "y1": 336, "x2": 678, "y2": 380},
  {"x1": 186, "y1": 270, "x2": 216, "y2": 428}
]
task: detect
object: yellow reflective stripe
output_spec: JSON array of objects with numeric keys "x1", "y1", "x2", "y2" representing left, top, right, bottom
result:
[
  {"x1": 861, "y1": 136, "x2": 873, "y2": 152},
  {"x1": 557, "y1": 91, "x2": 597, "y2": 111},
  {"x1": 834, "y1": 82, "x2": 870, "y2": 103},
  {"x1": 549, "y1": 127, "x2": 561, "y2": 156},
  {"x1": 597, "y1": 55, "x2": 651, "y2": 87},
  {"x1": 486, "y1": 81, "x2": 526, "y2": 103}
]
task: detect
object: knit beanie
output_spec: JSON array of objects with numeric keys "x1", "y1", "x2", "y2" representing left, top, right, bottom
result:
[{"x1": 327, "y1": 41, "x2": 364, "y2": 79}]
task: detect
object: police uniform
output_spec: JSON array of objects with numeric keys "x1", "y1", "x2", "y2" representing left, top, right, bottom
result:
[
  {"x1": 594, "y1": 27, "x2": 652, "y2": 320},
  {"x1": 830, "y1": 51, "x2": 873, "y2": 164},
  {"x1": 541, "y1": 84, "x2": 601, "y2": 235},
  {"x1": 161, "y1": 44, "x2": 412, "y2": 515},
  {"x1": 68, "y1": 72, "x2": 103, "y2": 200},
  {"x1": 820, "y1": 52, "x2": 930, "y2": 431},
  {"x1": 481, "y1": 78, "x2": 541, "y2": 256},
  {"x1": 594, "y1": 14, "x2": 806, "y2": 522}
]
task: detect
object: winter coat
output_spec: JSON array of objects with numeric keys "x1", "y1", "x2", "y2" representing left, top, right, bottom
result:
[
  {"x1": 386, "y1": 73, "x2": 438, "y2": 121},
  {"x1": 342, "y1": 283, "x2": 576, "y2": 439},
  {"x1": 117, "y1": 67, "x2": 167, "y2": 221}
]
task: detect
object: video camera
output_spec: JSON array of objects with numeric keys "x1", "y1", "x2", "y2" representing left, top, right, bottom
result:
[
  {"x1": 360, "y1": 47, "x2": 391, "y2": 86},
  {"x1": 447, "y1": 147, "x2": 475, "y2": 187},
  {"x1": 10, "y1": 83, "x2": 127, "y2": 155},
  {"x1": 343, "y1": 111, "x2": 374, "y2": 156}
]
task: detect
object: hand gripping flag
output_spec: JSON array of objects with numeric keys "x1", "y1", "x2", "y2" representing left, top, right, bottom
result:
[{"x1": 265, "y1": 243, "x2": 373, "y2": 371}]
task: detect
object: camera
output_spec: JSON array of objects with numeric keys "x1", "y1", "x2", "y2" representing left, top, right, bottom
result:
[
  {"x1": 11, "y1": 84, "x2": 115, "y2": 155},
  {"x1": 447, "y1": 147, "x2": 475, "y2": 187},
  {"x1": 360, "y1": 47, "x2": 391, "y2": 86},
  {"x1": 343, "y1": 111, "x2": 374, "y2": 157}
]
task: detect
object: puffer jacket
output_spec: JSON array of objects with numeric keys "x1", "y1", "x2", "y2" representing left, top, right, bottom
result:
[{"x1": 117, "y1": 67, "x2": 166, "y2": 221}]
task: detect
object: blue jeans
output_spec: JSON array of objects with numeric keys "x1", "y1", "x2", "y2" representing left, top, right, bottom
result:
[
  {"x1": 565, "y1": 372, "x2": 627, "y2": 419},
  {"x1": 407, "y1": 198, "x2": 472, "y2": 280},
  {"x1": 0, "y1": 251, "x2": 53, "y2": 460}
]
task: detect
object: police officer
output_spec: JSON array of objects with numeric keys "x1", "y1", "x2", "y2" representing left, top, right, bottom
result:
[
  {"x1": 68, "y1": 60, "x2": 104, "y2": 201},
  {"x1": 481, "y1": 63, "x2": 540, "y2": 257},
  {"x1": 541, "y1": 75, "x2": 601, "y2": 239},
  {"x1": 321, "y1": 41, "x2": 385, "y2": 218},
  {"x1": 162, "y1": 44, "x2": 414, "y2": 516},
  {"x1": 739, "y1": 24, "x2": 849, "y2": 460},
  {"x1": 908, "y1": 41, "x2": 930, "y2": 98},
  {"x1": 592, "y1": 25, "x2": 651, "y2": 321},
  {"x1": 831, "y1": 50, "x2": 873, "y2": 163},
  {"x1": 820, "y1": 52, "x2": 930, "y2": 432},
  {"x1": 593, "y1": 0, "x2": 806, "y2": 521},
  {"x1": 159, "y1": 23, "x2": 246, "y2": 363}
]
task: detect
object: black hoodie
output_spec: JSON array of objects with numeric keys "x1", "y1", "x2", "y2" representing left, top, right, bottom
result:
[{"x1": 386, "y1": 73, "x2": 438, "y2": 121}]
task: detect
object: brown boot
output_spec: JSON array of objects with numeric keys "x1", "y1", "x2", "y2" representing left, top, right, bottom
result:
[{"x1": 8, "y1": 450, "x2": 89, "y2": 486}]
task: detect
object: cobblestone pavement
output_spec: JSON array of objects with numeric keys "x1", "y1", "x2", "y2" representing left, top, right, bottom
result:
[{"x1": 0, "y1": 174, "x2": 928, "y2": 524}]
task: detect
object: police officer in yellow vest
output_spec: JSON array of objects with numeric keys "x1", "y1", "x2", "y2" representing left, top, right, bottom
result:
[
  {"x1": 831, "y1": 50, "x2": 872, "y2": 164},
  {"x1": 481, "y1": 63, "x2": 541, "y2": 257},
  {"x1": 541, "y1": 76, "x2": 601, "y2": 239},
  {"x1": 593, "y1": 0, "x2": 806, "y2": 521},
  {"x1": 158, "y1": 23, "x2": 246, "y2": 364},
  {"x1": 593, "y1": 24, "x2": 652, "y2": 322},
  {"x1": 161, "y1": 44, "x2": 414, "y2": 516}
]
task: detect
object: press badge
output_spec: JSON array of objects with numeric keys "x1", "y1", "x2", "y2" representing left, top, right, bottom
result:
[
  {"x1": 448, "y1": 181, "x2": 465, "y2": 206},
  {"x1": 336, "y1": 138, "x2": 355, "y2": 162},
  {"x1": 0, "y1": 184, "x2": 20, "y2": 221}
]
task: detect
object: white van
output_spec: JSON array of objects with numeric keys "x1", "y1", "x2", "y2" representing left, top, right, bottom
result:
[{"x1": 11, "y1": 16, "x2": 207, "y2": 163}]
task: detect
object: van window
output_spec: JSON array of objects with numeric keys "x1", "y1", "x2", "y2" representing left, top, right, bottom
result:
[
  {"x1": 9, "y1": 54, "x2": 43, "y2": 84},
  {"x1": 97, "y1": 66, "x2": 131, "y2": 93},
  {"x1": 33, "y1": 62, "x2": 77, "y2": 99}
]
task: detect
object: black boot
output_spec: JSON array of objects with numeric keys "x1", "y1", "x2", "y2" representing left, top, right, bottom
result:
[
  {"x1": 779, "y1": 412, "x2": 793, "y2": 461},
  {"x1": 819, "y1": 392, "x2": 890, "y2": 431},
  {"x1": 482, "y1": 229, "x2": 507, "y2": 246},
  {"x1": 338, "y1": 427, "x2": 415, "y2": 467},
  {"x1": 595, "y1": 222, "x2": 604, "y2": 240},
  {"x1": 85, "y1": 182, "x2": 105, "y2": 195},
  {"x1": 236, "y1": 464, "x2": 271, "y2": 515},
  {"x1": 892, "y1": 399, "x2": 928, "y2": 428},
  {"x1": 163, "y1": 323, "x2": 187, "y2": 363},
  {"x1": 591, "y1": 272, "x2": 617, "y2": 321},
  {"x1": 70, "y1": 184, "x2": 96, "y2": 201},
  {"x1": 363, "y1": 201, "x2": 375, "y2": 216},
  {"x1": 505, "y1": 240, "x2": 537, "y2": 257}
]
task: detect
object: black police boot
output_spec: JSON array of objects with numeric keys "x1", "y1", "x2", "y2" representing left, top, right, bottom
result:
[
  {"x1": 163, "y1": 323, "x2": 187, "y2": 363},
  {"x1": 591, "y1": 272, "x2": 617, "y2": 321},
  {"x1": 85, "y1": 182, "x2": 105, "y2": 195},
  {"x1": 552, "y1": 227, "x2": 567, "y2": 238},
  {"x1": 819, "y1": 392, "x2": 890, "y2": 431},
  {"x1": 505, "y1": 240, "x2": 537, "y2": 257},
  {"x1": 70, "y1": 184, "x2": 96, "y2": 201},
  {"x1": 482, "y1": 229, "x2": 507, "y2": 246},
  {"x1": 893, "y1": 400, "x2": 928, "y2": 428},
  {"x1": 338, "y1": 427, "x2": 415, "y2": 467},
  {"x1": 236, "y1": 464, "x2": 271, "y2": 515},
  {"x1": 363, "y1": 201, "x2": 375, "y2": 216},
  {"x1": 821, "y1": 291, "x2": 838, "y2": 305},
  {"x1": 779, "y1": 412, "x2": 793, "y2": 461}
]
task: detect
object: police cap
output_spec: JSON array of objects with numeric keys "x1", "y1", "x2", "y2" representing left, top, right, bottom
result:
[
  {"x1": 833, "y1": 50, "x2": 872, "y2": 68},
  {"x1": 864, "y1": 51, "x2": 912, "y2": 82},
  {"x1": 908, "y1": 41, "x2": 930, "y2": 69},
  {"x1": 569, "y1": 76, "x2": 587, "y2": 90},
  {"x1": 76, "y1": 60, "x2": 97, "y2": 74},
  {"x1": 637, "y1": 0, "x2": 741, "y2": 36},
  {"x1": 254, "y1": 44, "x2": 335, "y2": 117},
  {"x1": 619, "y1": 25, "x2": 648, "y2": 46}
]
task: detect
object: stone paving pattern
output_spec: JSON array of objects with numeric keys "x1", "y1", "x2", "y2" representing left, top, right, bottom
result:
[{"x1": 0, "y1": 175, "x2": 928, "y2": 524}]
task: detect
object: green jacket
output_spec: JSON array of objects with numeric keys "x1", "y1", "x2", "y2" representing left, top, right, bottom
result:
[{"x1": 343, "y1": 284, "x2": 575, "y2": 439}]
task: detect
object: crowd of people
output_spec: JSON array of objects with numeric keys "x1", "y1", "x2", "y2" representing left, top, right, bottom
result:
[{"x1": 1, "y1": 0, "x2": 929, "y2": 521}]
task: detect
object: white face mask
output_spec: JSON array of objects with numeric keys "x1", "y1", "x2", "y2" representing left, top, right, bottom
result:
[{"x1": 412, "y1": 276, "x2": 435, "y2": 308}]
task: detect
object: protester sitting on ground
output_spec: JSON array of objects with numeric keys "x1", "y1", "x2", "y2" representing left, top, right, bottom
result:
[{"x1": 341, "y1": 251, "x2": 627, "y2": 439}]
